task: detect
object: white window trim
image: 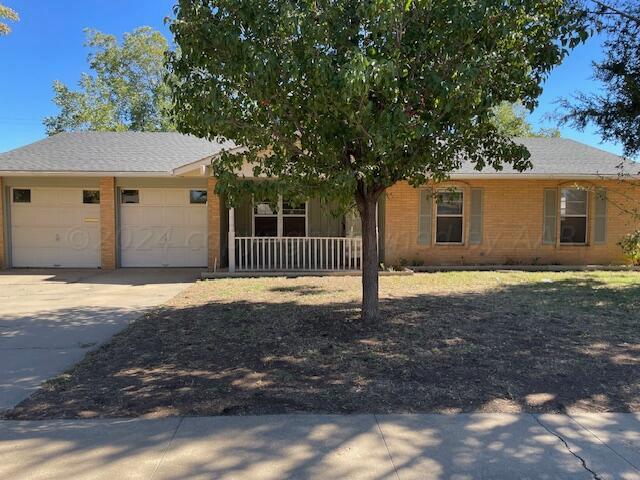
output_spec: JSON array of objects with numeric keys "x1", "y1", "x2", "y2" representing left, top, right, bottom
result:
[
  {"x1": 559, "y1": 187, "x2": 589, "y2": 246},
  {"x1": 435, "y1": 189, "x2": 465, "y2": 245},
  {"x1": 251, "y1": 195, "x2": 308, "y2": 237}
]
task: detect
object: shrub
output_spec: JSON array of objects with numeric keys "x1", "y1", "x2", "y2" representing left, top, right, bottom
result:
[{"x1": 618, "y1": 230, "x2": 640, "y2": 265}]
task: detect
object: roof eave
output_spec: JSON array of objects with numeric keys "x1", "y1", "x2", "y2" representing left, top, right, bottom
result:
[
  {"x1": 170, "y1": 146, "x2": 248, "y2": 176},
  {"x1": 448, "y1": 173, "x2": 634, "y2": 179},
  {"x1": 0, "y1": 170, "x2": 174, "y2": 177}
]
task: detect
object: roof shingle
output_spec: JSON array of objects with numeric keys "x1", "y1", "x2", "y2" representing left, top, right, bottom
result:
[
  {"x1": 0, "y1": 131, "x2": 237, "y2": 173},
  {"x1": 0, "y1": 132, "x2": 636, "y2": 177}
]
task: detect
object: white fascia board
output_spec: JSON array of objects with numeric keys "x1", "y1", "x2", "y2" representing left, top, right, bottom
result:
[{"x1": 171, "y1": 146, "x2": 249, "y2": 176}]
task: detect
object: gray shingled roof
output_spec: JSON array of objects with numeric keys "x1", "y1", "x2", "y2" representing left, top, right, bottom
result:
[
  {"x1": 0, "y1": 132, "x2": 238, "y2": 173},
  {"x1": 0, "y1": 132, "x2": 636, "y2": 177},
  {"x1": 455, "y1": 137, "x2": 638, "y2": 177}
]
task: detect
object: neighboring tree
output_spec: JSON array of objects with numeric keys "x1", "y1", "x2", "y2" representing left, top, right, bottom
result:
[
  {"x1": 561, "y1": 0, "x2": 640, "y2": 158},
  {"x1": 44, "y1": 27, "x2": 175, "y2": 134},
  {"x1": 491, "y1": 102, "x2": 561, "y2": 138},
  {"x1": 0, "y1": 3, "x2": 18, "y2": 35},
  {"x1": 168, "y1": 0, "x2": 588, "y2": 321}
]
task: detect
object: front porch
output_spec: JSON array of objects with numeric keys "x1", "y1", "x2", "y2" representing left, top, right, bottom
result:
[
  {"x1": 231, "y1": 236, "x2": 363, "y2": 272},
  {"x1": 223, "y1": 195, "x2": 384, "y2": 273}
]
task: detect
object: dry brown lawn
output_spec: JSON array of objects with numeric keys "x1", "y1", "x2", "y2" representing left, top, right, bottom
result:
[{"x1": 6, "y1": 271, "x2": 640, "y2": 419}]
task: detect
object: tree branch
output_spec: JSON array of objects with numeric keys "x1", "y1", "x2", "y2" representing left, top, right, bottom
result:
[{"x1": 592, "y1": 0, "x2": 640, "y2": 24}]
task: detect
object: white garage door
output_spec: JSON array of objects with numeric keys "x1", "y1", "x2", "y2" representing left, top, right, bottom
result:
[
  {"x1": 120, "y1": 188, "x2": 208, "y2": 267},
  {"x1": 10, "y1": 187, "x2": 101, "y2": 268}
]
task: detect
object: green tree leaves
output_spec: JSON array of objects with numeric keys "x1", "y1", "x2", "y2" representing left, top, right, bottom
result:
[
  {"x1": 167, "y1": 0, "x2": 589, "y2": 319},
  {"x1": 44, "y1": 27, "x2": 175, "y2": 135},
  {"x1": 491, "y1": 102, "x2": 560, "y2": 138},
  {"x1": 561, "y1": 1, "x2": 640, "y2": 158}
]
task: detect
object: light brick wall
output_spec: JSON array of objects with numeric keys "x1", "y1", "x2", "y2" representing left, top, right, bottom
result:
[
  {"x1": 384, "y1": 179, "x2": 640, "y2": 266},
  {"x1": 0, "y1": 177, "x2": 5, "y2": 269},
  {"x1": 99, "y1": 177, "x2": 117, "y2": 269},
  {"x1": 207, "y1": 177, "x2": 221, "y2": 270}
]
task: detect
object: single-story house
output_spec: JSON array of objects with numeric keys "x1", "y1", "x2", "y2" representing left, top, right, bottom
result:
[{"x1": 0, "y1": 131, "x2": 638, "y2": 271}]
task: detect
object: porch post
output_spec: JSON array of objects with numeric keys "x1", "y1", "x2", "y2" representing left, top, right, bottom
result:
[{"x1": 228, "y1": 207, "x2": 236, "y2": 273}]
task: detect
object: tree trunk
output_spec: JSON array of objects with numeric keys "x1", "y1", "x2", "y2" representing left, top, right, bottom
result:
[{"x1": 358, "y1": 192, "x2": 380, "y2": 322}]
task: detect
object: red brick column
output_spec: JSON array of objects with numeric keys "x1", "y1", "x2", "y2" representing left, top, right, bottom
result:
[
  {"x1": 100, "y1": 177, "x2": 117, "y2": 269},
  {"x1": 207, "y1": 177, "x2": 221, "y2": 270},
  {"x1": 0, "y1": 177, "x2": 5, "y2": 269}
]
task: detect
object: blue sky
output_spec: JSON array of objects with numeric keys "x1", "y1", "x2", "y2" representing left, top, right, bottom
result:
[{"x1": 0, "y1": 1, "x2": 624, "y2": 157}]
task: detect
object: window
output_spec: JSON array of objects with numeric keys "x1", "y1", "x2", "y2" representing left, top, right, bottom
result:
[
  {"x1": 436, "y1": 190, "x2": 463, "y2": 243},
  {"x1": 83, "y1": 190, "x2": 100, "y2": 204},
  {"x1": 560, "y1": 188, "x2": 587, "y2": 244},
  {"x1": 190, "y1": 190, "x2": 207, "y2": 204},
  {"x1": 121, "y1": 189, "x2": 139, "y2": 204},
  {"x1": 254, "y1": 201, "x2": 278, "y2": 237},
  {"x1": 12, "y1": 189, "x2": 31, "y2": 203},
  {"x1": 282, "y1": 200, "x2": 306, "y2": 237},
  {"x1": 252, "y1": 197, "x2": 308, "y2": 237}
]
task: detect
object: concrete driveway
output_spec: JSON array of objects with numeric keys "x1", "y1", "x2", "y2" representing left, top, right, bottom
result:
[{"x1": 0, "y1": 268, "x2": 198, "y2": 411}]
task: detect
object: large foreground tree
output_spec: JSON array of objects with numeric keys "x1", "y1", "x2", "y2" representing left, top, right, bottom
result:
[
  {"x1": 44, "y1": 27, "x2": 175, "y2": 134},
  {"x1": 169, "y1": 0, "x2": 588, "y2": 320},
  {"x1": 561, "y1": 0, "x2": 640, "y2": 158}
]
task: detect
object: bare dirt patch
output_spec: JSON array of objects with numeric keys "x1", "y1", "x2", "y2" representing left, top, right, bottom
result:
[{"x1": 6, "y1": 271, "x2": 640, "y2": 419}]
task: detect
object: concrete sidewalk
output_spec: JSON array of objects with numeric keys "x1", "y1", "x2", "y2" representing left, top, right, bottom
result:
[{"x1": 1, "y1": 413, "x2": 640, "y2": 479}]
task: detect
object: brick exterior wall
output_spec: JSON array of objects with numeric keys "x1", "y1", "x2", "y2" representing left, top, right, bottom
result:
[
  {"x1": 99, "y1": 177, "x2": 117, "y2": 269},
  {"x1": 0, "y1": 177, "x2": 5, "y2": 269},
  {"x1": 207, "y1": 177, "x2": 222, "y2": 270},
  {"x1": 384, "y1": 179, "x2": 640, "y2": 266}
]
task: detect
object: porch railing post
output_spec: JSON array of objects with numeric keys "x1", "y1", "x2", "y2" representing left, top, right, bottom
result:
[{"x1": 228, "y1": 207, "x2": 236, "y2": 273}]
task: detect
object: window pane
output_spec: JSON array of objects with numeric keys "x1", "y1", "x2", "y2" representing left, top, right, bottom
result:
[
  {"x1": 283, "y1": 216, "x2": 306, "y2": 237},
  {"x1": 255, "y1": 217, "x2": 277, "y2": 236},
  {"x1": 121, "y1": 190, "x2": 139, "y2": 204},
  {"x1": 560, "y1": 217, "x2": 587, "y2": 243},
  {"x1": 436, "y1": 217, "x2": 463, "y2": 243},
  {"x1": 436, "y1": 192, "x2": 463, "y2": 215},
  {"x1": 561, "y1": 189, "x2": 587, "y2": 215},
  {"x1": 283, "y1": 200, "x2": 306, "y2": 215},
  {"x1": 190, "y1": 190, "x2": 207, "y2": 204},
  {"x1": 13, "y1": 189, "x2": 31, "y2": 203},
  {"x1": 83, "y1": 190, "x2": 100, "y2": 204},
  {"x1": 255, "y1": 202, "x2": 276, "y2": 216}
]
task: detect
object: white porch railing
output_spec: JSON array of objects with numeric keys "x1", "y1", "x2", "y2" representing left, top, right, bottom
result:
[{"x1": 234, "y1": 237, "x2": 362, "y2": 272}]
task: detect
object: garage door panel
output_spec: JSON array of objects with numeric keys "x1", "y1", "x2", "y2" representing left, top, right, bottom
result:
[
  {"x1": 120, "y1": 188, "x2": 207, "y2": 267},
  {"x1": 120, "y1": 207, "x2": 142, "y2": 226},
  {"x1": 142, "y1": 189, "x2": 165, "y2": 205},
  {"x1": 164, "y1": 189, "x2": 187, "y2": 205},
  {"x1": 121, "y1": 227, "x2": 159, "y2": 251},
  {"x1": 10, "y1": 188, "x2": 100, "y2": 268},
  {"x1": 166, "y1": 247, "x2": 207, "y2": 268},
  {"x1": 184, "y1": 208, "x2": 207, "y2": 227},
  {"x1": 164, "y1": 207, "x2": 189, "y2": 226},
  {"x1": 11, "y1": 226, "x2": 59, "y2": 247}
]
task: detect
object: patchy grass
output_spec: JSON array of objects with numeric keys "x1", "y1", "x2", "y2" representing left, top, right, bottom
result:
[{"x1": 6, "y1": 271, "x2": 640, "y2": 419}]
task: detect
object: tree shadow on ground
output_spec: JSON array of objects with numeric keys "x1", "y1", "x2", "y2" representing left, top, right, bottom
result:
[
  {"x1": 3, "y1": 413, "x2": 640, "y2": 479},
  {"x1": 6, "y1": 275, "x2": 640, "y2": 419}
]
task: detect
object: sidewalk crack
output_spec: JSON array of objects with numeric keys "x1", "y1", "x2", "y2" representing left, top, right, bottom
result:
[
  {"x1": 374, "y1": 414, "x2": 401, "y2": 480},
  {"x1": 534, "y1": 415, "x2": 603, "y2": 480},
  {"x1": 568, "y1": 414, "x2": 640, "y2": 473},
  {"x1": 150, "y1": 416, "x2": 184, "y2": 480}
]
